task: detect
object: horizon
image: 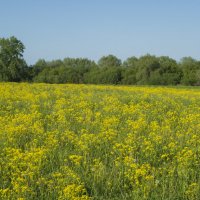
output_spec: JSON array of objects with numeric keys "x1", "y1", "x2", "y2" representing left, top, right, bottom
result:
[{"x1": 1, "y1": 0, "x2": 200, "y2": 65}]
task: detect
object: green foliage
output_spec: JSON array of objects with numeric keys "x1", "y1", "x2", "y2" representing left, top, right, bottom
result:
[
  {"x1": 1, "y1": 36, "x2": 200, "y2": 86},
  {"x1": 147, "y1": 56, "x2": 182, "y2": 85},
  {"x1": 98, "y1": 55, "x2": 122, "y2": 68},
  {"x1": 0, "y1": 36, "x2": 28, "y2": 82},
  {"x1": 97, "y1": 67, "x2": 122, "y2": 84},
  {"x1": 180, "y1": 57, "x2": 200, "y2": 85},
  {"x1": 121, "y1": 57, "x2": 138, "y2": 85},
  {"x1": 33, "y1": 58, "x2": 97, "y2": 84},
  {"x1": 135, "y1": 54, "x2": 160, "y2": 84},
  {"x1": 122, "y1": 55, "x2": 182, "y2": 85}
]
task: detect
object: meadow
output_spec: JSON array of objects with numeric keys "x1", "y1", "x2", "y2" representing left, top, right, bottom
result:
[{"x1": 0, "y1": 83, "x2": 200, "y2": 200}]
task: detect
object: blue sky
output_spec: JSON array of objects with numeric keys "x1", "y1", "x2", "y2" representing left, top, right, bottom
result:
[{"x1": 1, "y1": 0, "x2": 200, "y2": 64}]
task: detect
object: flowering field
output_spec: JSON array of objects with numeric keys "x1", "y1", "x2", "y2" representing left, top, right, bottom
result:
[{"x1": 0, "y1": 83, "x2": 200, "y2": 200}]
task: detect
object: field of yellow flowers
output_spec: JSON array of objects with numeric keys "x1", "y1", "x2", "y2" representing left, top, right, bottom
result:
[{"x1": 0, "y1": 83, "x2": 200, "y2": 200}]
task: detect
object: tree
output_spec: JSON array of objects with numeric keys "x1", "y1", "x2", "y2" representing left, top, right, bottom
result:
[
  {"x1": 156, "y1": 56, "x2": 182, "y2": 85},
  {"x1": 135, "y1": 54, "x2": 160, "y2": 84},
  {"x1": 63, "y1": 58, "x2": 97, "y2": 83},
  {"x1": 122, "y1": 57, "x2": 138, "y2": 84},
  {"x1": 98, "y1": 55, "x2": 121, "y2": 68},
  {"x1": 0, "y1": 36, "x2": 28, "y2": 81},
  {"x1": 30, "y1": 59, "x2": 47, "y2": 79},
  {"x1": 180, "y1": 57, "x2": 200, "y2": 85}
]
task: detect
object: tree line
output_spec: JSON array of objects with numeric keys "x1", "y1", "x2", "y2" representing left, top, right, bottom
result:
[{"x1": 1, "y1": 36, "x2": 200, "y2": 85}]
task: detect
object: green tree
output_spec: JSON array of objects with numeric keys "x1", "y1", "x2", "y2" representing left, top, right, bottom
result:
[
  {"x1": 30, "y1": 59, "x2": 47, "y2": 79},
  {"x1": 156, "y1": 56, "x2": 182, "y2": 85},
  {"x1": 180, "y1": 57, "x2": 200, "y2": 85},
  {"x1": 122, "y1": 57, "x2": 138, "y2": 84},
  {"x1": 135, "y1": 54, "x2": 160, "y2": 84},
  {"x1": 63, "y1": 58, "x2": 97, "y2": 83},
  {"x1": 0, "y1": 36, "x2": 28, "y2": 81},
  {"x1": 98, "y1": 55, "x2": 121, "y2": 68}
]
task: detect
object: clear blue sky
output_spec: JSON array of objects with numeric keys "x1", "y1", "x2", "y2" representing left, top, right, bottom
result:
[{"x1": 1, "y1": 0, "x2": 200, "y2": 64}]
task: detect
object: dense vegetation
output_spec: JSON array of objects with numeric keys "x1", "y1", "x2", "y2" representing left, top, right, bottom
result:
[
  {"x1": 1, "y1": 83, "x2": 200, "y2": 199},
  {"x1": 1, "y1": 36, "x2": 200, "y2": 85}
]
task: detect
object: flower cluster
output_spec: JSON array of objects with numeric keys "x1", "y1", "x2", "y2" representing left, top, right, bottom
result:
[{"x1": 0, "y1": 83, "x2": 200, "y2": 199}]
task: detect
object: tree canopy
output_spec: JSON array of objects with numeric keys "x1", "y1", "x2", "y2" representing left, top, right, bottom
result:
[
  {"x1": 0, "y1": 36, "x2": 28, "y2": 81},
  {"x1": 1, "y1": 36, "x2": 200, "y2": 86}
]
